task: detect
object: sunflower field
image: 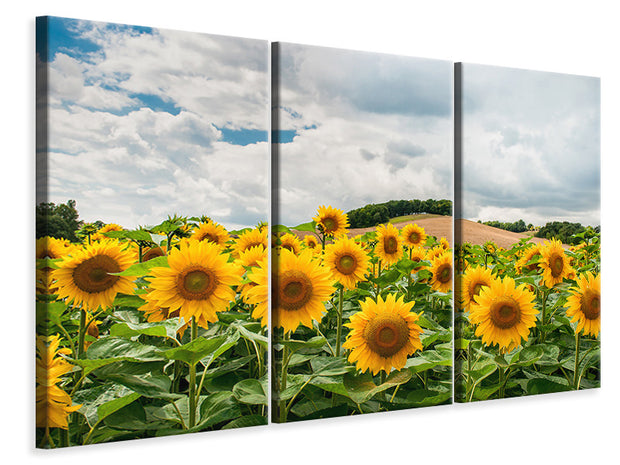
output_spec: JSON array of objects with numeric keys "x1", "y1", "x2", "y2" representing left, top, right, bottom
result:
[
  {"x1": 36, "y1": 216, "x2": 268, "y2": 448},
  {"x1": 455, "y1": 228, "x2": 601, "y2": 402},
  {"x1": 272, "y1": 206, "x2": 453, "y2": 422}
]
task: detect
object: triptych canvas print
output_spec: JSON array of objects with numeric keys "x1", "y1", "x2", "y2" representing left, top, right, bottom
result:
[{"x1": 36, "y1": 16, "x2": 600, "y2": 448}]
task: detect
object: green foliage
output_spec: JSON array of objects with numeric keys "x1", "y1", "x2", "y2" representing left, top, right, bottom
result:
[
  {"x1": 535, "y1": 221, "x2": 599, "y2": 245},
  {"x1": 347, "y1": 198, "x2": 452, "y2": 228},
  {"x1": 36, "y1": 199, "x2": 83, "y2": 241},
  {"x1": 482, "y1": 218, "x2": 528, "y2": 233}
]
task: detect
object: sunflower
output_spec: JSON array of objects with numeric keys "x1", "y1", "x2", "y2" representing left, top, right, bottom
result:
[
  {"x1": 313, "y1": 205, "x2": 349, "y2": 237},
  {"x1": 401, "y1": 223, "x2": 427, "y2": 248},
  {"x1": 323, "y1": 236, "x2": 370, "y2": 289},
  {"x1": 539, "y1": 239, "x2": 570, "y2": 287},
  {"x1": 142, "y1": 245, "x2": 166, "y2": 262},
  {"x1": 375, "y1": 223, "x2": 403, "y2": 266},
  {"x1": 142, "y1": 240, "x2": 241, "y2": 328},
  {"x1": 440, "y1": 237, "x2": 451, "y2": 250},
  {"x1": 190, "y1": 221, "x2": 230, "y2": 249},
  {"x1": 409, "y1": 246, "x2": 428, "y2": 275},
  {"x1": 233, "y1": 227, "x2": 268, "y2": 257},
  {"x1": 469, "y1": 276, "x2": 538, "y2": 351},
  {"x1": 343, "y1": 294, "x2": 423, "y2": 375},
  {"x1": 460, "y1": 265, "x2": 495, "y2": 308},
  {"x1": 92, "y1": 223, "x2": 124, "y2": 241},
  {"x1": 36, "y1": 335, "x2": 82, "y2": 429},
  {"x1": 430, "y1": 251, "x2": 452, "y2": 293},
  {"x1": 303, "y1": 234, "x2": 320, "y2": 252},
  {"x1": 36, "y1": 236, "x2": 74, "y2": 260},
  {"x1": 279, "y1": 233, "x2": 302, "y2": 255},
  {"x1": 273, "y1": 249, "x2": 335, "y2": 333},
  {"x1": 236, "y1": 244, "x2": 267, "y2": 269},
  {"x1": 566, "y1": 272, "x2": 600, "y2": 337},
  {"x1": 52, "y1": 239, "x2": 137, "y2": 311},
  {"x1": 426, "y1": 245, "x2": 445, "y2": 262},
  {"x1": 242, "y1": 257, "x2": 268, "y2": 327},
  {"x1": 515, "y1": 244, "x2": 541, "y2": 274}
]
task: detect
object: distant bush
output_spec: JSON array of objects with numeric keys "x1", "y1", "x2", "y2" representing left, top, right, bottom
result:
[
  {"x1": 535, "y1": 221, "x2": 600, "y2": 245},
  {"x1": 347, "y1": 199, "x2": 452, "y2": 228}
]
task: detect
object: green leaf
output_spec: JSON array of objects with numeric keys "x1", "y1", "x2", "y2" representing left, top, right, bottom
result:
[
  {"x1": 36, "y1": 301, "x2": 67, "y2": 325},
  {"x1": 74, "y1": 383, "x2": 141, "y2": 427},
  {"x1": 526, "y1": 378, "x2": 571, "y2": 395},
  {"x1": 232, "y1": 378, "x2": 268, "y2": 405},
  {"x1": 99, "y1": 370, "x2": 182, "y2": 400},
  {"x1": 110, "y1": 320, "x2": 181, "y2": 340},
  {"x1": 310, "y1": 357, "x2": 355, "y2": 377},
  {"x1": 111, "y1": 294, "x2": 146, "y2": 308},
  {"x1": 404, "y1": 389, "x2": 451, "y2": 407},
  {"x1": 197, "y1": 392, "x2": 241, "y2": 429},
  {"x1": 164, "y1": 331, "x2": 240, "y2": 367},
  {"x1": 111, "y1": 256, "x2": 169, "y2": 277},
  {"x1": 272, "y1": 224, "x2": 291, "y2": 233},
  {"x1": 276, "y1": 335, "x2": 326, "y2": 352},
  {"x1": 371, "y1": 269, "x2": 401, "y2": 287},
  {"x1": 342, "y1": 370, "x2": 412, "y2": 404},
  {"x1": 36, "y1": 258, "x2": 61, "y2": 269},
  {"x1": 70, "y1": 338, "x2": 165, "y2": 375},
  {"x1": 231, "y1": 321, "x2": 268, "y2": 347},
  {"x1": 510, "y1": 345, "x2": 544, "y2": 367},
  {"x1": 103, "y1": 229, "x2": 153, "y2": 242},
  {"x1": 222, "y1": 414, "x2": 267, "y2": 430},
  {"x1": 103, "y1": 401, "x2": 148, "y2": 431}
]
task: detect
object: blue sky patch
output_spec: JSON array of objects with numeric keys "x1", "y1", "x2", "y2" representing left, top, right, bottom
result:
[{"x1": 218, "y1": 127, "x2": 268, "y2": 146}]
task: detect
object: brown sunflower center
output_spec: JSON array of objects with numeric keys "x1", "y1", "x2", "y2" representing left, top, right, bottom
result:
[
  {"x1": 409, "y1": 232, "x2": 419, "y2": 244},
  {"x1": 363, "y1": 314, "x2": 410, "y2": 357},
  {"x1": 489, "y1": 297, "x2": 521, "y2": 329},
  {"x1": 322, "y1": 217, "x2": 337, "y2": 233},
  {"x1": 471, "y1": 281, "x2": 486, "y2": 298},
  {"x1": 550, "y1": 253, "x2": 564, "y2": 277},
  {"x1": 384, "y1": 236, "x2": 398, "y2": 254},
  {"x1": 278, "y1": 270, "x2": 313, "y2": 311},
  {"x1": 307, "y1": 240, "x2": 316, "y2": 248},
  {"x1": 72, "y1": 255, "x2": 121, "y2": 294},
  {"x1": 199, "y1": 233, "x2": 219, "y2": 244},
  {"x1": 177, "y1": 267, "x2": 217, "y2": 300},
  {"x1": 437, "y1": 263, "x2": 451, "y2": 283},
  {"x1": 335, "y1": 253, "x2": 357, "y2": 275},
  {"x1": 282, "y1": 244, "x2": 296, "y2": 253},
  {"x1": 142, "y1": 247, "x2": 165, "y2": 262},
  {"x1": 581, "y1": 289, "x2": 600, "y2": 320}
]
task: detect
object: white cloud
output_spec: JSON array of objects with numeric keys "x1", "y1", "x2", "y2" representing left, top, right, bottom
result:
[
  {"x1": 461, "y1": 64, "x2": 600, "y2": 226},
  {"x1": 46, "y1": 21, "x2": 269, "y2": 230},
  {"x1": 276, "y1": 44, "x2": 453, "y2": 226}
]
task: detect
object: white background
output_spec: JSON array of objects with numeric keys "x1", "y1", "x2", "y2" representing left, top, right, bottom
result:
[{"x1": 3, "y1": 1, "x2": 618, "y2": 463}]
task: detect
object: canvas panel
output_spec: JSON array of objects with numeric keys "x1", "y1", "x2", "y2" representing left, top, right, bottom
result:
[
  {"x1": 271, "y1": 42, "x2": 454, "y2": 422},
  {"x1": 35, "y1": 16, "x2": 269, "y2": 447},
  {"x1": 454, "y1": 63, "x2": 601, "y2": 402}
]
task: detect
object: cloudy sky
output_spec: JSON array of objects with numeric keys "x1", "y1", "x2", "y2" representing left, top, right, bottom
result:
[
  {"x1": 461, "y1": 64, "x2": 600, "y2": 227},
  {"x1": 275, "y1": 43, "x2": 453, "y2": 226},
  {"x1": 39, "y1": 17, "x2": 269, "y2": 230}
]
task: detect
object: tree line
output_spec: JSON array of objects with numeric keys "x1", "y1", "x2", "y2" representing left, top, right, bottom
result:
[
  {"x1": 479, "y1": 219, "x2": 532, "y2": 233},
  {"x1": 347, "y1": 199, "x2": 452, "y2": 228},
  {"x1": 535, "y1": 221, "x2": 600, "y2": 245}
]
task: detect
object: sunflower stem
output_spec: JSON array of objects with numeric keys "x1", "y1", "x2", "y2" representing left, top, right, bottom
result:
[
  {"x1": 336, "y1": 287, "x2": 344, "y2": 357},
  {"x1": 573, "y1": 330, "x2": 581, "y2": 390},
  {"x1": 540, "y1": 289, "x2": 548, "y2": 343},
  {"x1": 498, "y1": 365, "x2": 505, "y2": 399},
  {"x1": 77, "y1": 309, "x2": 87, "y2": 359},
  {"x1": 188, "y1": 317, "x2": 198, "y2": 428},
  {"x1": 278, "y1": 331, "x2": 290, "y2": 423}
]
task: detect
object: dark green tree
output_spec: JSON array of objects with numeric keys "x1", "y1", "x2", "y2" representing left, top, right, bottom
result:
[{"x1": 36, "y1": 199, "x2": 83, "y2": 241}]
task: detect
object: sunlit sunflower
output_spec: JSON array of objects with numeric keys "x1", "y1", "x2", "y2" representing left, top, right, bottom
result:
[
  {"x1": 401, "y1": 223, "x2": 427, "y2": 248},
  {"x1": 190, "y1": 221, "x2": 230, "y2": 249},
  {"x1": 539, "y1": 239, "x2": 570, "y2": 287},
  {"x1": 484, "y1": 241, "x2": 497, "y2": 254},
  {"x1": 92, "y1": 223, "x2": 124, "y2": 241},
  {"x1": 460, "y1": 265, "x2": 496, "y2": 308},
  {"x1": 566, "y1": 272, "x2": 600, "y2": 337},
  {"x1": 235, "y1": 245, "x2": 268, "y2": 295},
  {"x1": 343, "y1": 294, "x2": 423, "y2": 375},
  {"x1": 469, "y1": 276, "x2": 538, "y2": 351},
  {"x1": 83, "y1": 316, "x2": 101, "y2": 350},
  {"x1": 142, "y1": 240, "x2": 241, "y2": 328},
  {"x1": 440, "y1": 237, "x2": 451, "y2": 250},
  {"x1": 409, "y1": 246, "x2": 428, "y2": 275},
  {"x1": 242, "y1": 257, "x2": 268, "y2": 327},
  {"x1": 36, "y1": 335, "x2": 82, "y2": 429},
  {"x1": 273, "y1": 249, "x2": 336, "y2": 333},
  {"x1": 142, "y1": 246, "x2": 166, "y2": 262},
  {"x1": 430, "y1": 250, "x2": 452, "y2": 293},
  {"x1": 426, "y1": 245, "x2": 445, "y2": 262},
  {"x1": 515, "y1": 244, "x2": 541, "y2": 274},
  {"x1": 36, "y1": 236, "x2": 75, "y2": 260},
  {"x1": 303, "y1": 234, "x2": 320, "y2": 252},
  {"x1": 233, "y1": 227, "x2": 268, "y2": 257},
  {"x1": 375, "y1": 223, "x2": 403, "y2": 266},
  {"x1": 323, "y1": 236, "x2": 370, "y2": 289},
  {"x1": 313, "y1": 205, "x2": 349, "y2": 237},
  {"x1": 279, "y1": 233, "x2": 302, "y2": 255},
  {"x1": 52, "y1": 239, "x2": 137, "y2": 311}
]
